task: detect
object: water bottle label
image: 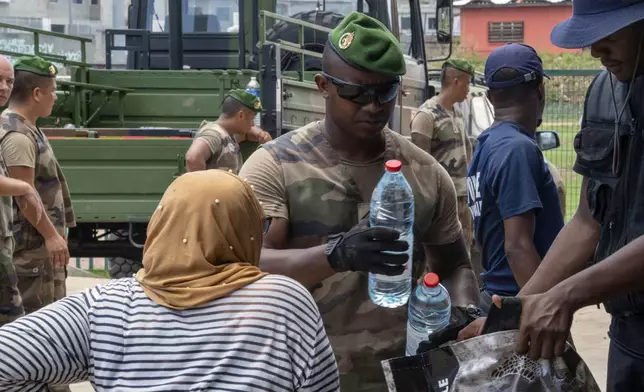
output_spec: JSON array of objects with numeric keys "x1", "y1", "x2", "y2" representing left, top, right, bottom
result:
[{"x1": 246, "y1": 88, "x2": 260, "y2": 97}]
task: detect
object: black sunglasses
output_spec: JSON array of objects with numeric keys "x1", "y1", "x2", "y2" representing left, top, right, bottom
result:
[
  {"x1": 263, "y1": 216, "x2": 273, "y2": 234},
  {"x1": 322, "y1": 72, "x2": 401, "y2": 105}
]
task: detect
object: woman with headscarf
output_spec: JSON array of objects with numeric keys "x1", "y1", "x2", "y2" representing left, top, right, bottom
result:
[{"x1": 0, "y1": 170, "x2": 340, "y2": 392}]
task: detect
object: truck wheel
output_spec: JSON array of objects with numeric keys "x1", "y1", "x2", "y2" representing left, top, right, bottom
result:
[
  {"x1": 108, "y1": 257, "x2": 143, "y2": 279},
  {"x1": 266, "y1": 10, "x2": 345, "y2": 72}
]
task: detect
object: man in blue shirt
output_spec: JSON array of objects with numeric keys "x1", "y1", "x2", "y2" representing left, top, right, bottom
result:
[{"x1": 467, "y1": 43, "x2": 564, "y2": 312}]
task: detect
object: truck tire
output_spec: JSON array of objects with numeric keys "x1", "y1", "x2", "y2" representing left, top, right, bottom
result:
[
  {"x1": 108, "y1": 257, "x2": 143, "y2": 279},
  {"x1": 266, "y1": 10, "x2": 345, "y2": 72}
]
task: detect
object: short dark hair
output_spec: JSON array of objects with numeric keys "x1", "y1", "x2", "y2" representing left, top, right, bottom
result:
[
  {"x1": 10, "y1": 70, "x2": 51, "y2": 104},
  {"x1": 220, "y1": 96, "x2": 247, "y2": 117},
  {"x1": 488, "y1": 67, "x2": 542, "y2": 103}
]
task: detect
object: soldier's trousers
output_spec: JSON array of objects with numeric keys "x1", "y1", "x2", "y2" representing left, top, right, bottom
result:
[
  {"x1": 457, "y1": 195, "x2": 474, "y2": 257},
  {"x1": 0, "y1": 236, "x2": 24, "y2": 326},
  {"x1": 14, "y1": 246, "x2": 69, "y2": 392}
]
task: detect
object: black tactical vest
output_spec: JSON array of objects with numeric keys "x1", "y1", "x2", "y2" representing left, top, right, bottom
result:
[{"x1": 574, "y1": 70, "x2": 644, "y2": 317}]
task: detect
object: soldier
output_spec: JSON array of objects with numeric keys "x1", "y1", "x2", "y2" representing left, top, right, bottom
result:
[
  {"x1": 239, "y1": 12, "x2": 480, "y2": 391},
  {"x1": 0, "y1": 55, "x2": 74, "y2": 392},
  {"x1": 0, "y1": 54, "x2": 45, "y2": 327},
  {"x1": 410, "y1": 59, "x2": 475, "y2": 257},
  {"x1": 186, "y1": 89, "x2": 271, "y2": 173}
]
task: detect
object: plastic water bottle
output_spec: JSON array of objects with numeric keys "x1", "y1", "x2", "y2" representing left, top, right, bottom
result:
[
  {"x1": 368, "y1": 159, "x2": 414, "y2": 308},
  {"x1": 405, "y1": 273, "x2": 451, "y2": 356},
  {"x1": 245, "y1": 76, "x2": 261, "y2": 127}
]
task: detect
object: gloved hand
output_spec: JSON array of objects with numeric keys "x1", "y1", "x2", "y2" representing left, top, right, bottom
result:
[
  {"x1": 416, "y1": 305, "x2": 483, "y2": 355},
  {"x1": 325, "y1": 218, "x2": 409, "y2": 276}
]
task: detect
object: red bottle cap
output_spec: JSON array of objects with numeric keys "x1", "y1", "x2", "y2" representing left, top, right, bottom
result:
[
  {"x1": 385, "y1": 159, "x2": 402, "y2": 172},
  {"x1": 423, "y1": 273, "x2": 440, "y2": 288}
]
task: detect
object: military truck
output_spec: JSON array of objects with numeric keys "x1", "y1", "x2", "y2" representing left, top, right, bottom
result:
[{"x1": 0, "y1": 0, "x2": 454, "y2": 278}]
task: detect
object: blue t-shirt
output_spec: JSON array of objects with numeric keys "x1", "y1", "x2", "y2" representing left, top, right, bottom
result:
[{"x1": 467, "y1": 121, "x2": 564, "y2": 296}]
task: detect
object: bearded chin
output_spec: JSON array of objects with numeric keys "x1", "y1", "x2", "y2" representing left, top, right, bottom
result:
[{"x1": 536, "y1": 117, "x2": 542, "y2": 128}]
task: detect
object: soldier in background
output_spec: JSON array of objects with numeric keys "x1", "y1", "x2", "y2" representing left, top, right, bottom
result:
[
  {"x1": 0, "y1": 55, "x2": 45, "y2": 327},
  {"x1": 0, "y1": 56, "x2": 74, "y2": 392},
  {"x1": 186, "y1": 89, "x2": 271, "y2": 173},
  {"x1": 411, "y1": 59, "x2": 475, "y2": 257},
  {"x1": 240, "y1": 12, "x2": 479, "y2": 391}
]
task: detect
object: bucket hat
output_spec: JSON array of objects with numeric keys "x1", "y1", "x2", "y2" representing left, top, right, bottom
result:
[{"x1": 551, "y1": 0, "x2": 644, "y2": 49}]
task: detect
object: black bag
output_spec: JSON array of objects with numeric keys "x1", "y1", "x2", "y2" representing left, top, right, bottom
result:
[{"x1": 380, "y1": 298, "x2": 601, "y2": 392}]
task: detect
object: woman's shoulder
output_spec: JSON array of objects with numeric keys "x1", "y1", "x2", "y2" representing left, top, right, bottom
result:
[{"x1": 238, "y1": 275, "x2": 320, "y2": 316}]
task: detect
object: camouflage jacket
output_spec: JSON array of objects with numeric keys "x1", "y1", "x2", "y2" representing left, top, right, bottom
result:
[
  {"x1": 195, "y1": 121, "x2": 243, "y2": 174},
  {"x1": 411, "y1": 96, "x2": 471, "y2": 197},
  {"x1": 0, "y1": 110, "x2": 75, "y2": 253},
  {"x1": 0, "y1": 158, "x2": 12, "y2": 240},
  {"x1": 239, "y1": 121, "x2": 462, "y2": 391}
]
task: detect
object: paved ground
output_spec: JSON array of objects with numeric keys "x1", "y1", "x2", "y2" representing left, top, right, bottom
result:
[{"x1": 64, "y1": 277, "x2": 610, "y2": 392}]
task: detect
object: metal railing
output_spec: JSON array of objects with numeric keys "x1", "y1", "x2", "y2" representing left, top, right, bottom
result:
[
  {"x1": 259, "y1": 10, "x2": 332, "y2": 81},
  {"x1": 0, "y1": 22, "x2": 92, "y2": 68}
]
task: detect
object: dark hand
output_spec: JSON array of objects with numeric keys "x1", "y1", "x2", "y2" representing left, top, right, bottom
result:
[
  {"x1": 515, "y1": 291, "x2": 574, "y2": 360},
  {"x1": 325, "y1": 220, "x2": 409, "y2": 275}
]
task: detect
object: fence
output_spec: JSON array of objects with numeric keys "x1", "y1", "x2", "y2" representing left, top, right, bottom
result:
[{"x1": 540, "y1": 69, "x2": 601, "y2": 222}]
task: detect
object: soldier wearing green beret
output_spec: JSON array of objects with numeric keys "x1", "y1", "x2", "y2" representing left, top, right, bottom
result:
[
  {"x1": 411, "y1": 59, "x2": 476, "y2": 261},
  {"x1": 186, "y1": 89, "x2": 271, "y2": 174},
  {"x1": 0, "y1": 55, "x2": 75, "y2": 392},
  {"x1": 240, "y1": 12, "x2": 479, "y2": 391}
]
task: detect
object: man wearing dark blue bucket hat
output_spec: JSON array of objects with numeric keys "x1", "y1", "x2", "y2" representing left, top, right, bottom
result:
[
  {"x1": 460, "y1": 1, "x2": 644, "y2": 390},
  {"x1": 466, "y1": 43, "x2": 564, "y2": 312}
]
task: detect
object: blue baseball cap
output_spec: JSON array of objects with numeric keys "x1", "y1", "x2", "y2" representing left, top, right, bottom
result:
[
  {"x1": 484, "y1": 43, "x2": 550, "y2": 89},
  {"x1": 551, "y1": 0, "x2": 644, "y2": 49}
]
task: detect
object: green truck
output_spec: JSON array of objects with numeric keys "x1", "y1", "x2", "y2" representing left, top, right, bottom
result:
[
  {"x1": 1, "y1": 0, "x2": 565, "y2": 279},
  {"x1": 0, "y1": 0, "x2": 453, "y2": 278}
]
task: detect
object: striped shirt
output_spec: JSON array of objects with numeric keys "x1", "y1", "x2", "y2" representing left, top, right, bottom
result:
[{"x1": 0, "y1": 275, "x2": 340, "y2": 392}]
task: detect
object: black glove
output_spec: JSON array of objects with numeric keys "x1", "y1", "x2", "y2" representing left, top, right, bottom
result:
[
  {"x1": 325, "y1": 218, "x2": 409, "y2": 276},
  {"x1": 416, "y1": 305, "x2": 483, "y2": 355}
]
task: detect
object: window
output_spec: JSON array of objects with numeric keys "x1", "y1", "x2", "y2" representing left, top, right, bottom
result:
[
  {"x1": 488, "y1": 21, "x2": 524, "y2": 43},
  {"x1": 49, "y1": 0, "x2": 57, "y2": 2},
  {"x1": 51, "y1": 24, "x2": 65, "y2": 33},
  {"x1": 73, "y1": 0, "x2": 82, "y2": 4},
  {"x1": 91, "y1": 0, "x2": 99, "y2": 5},
  {"x1": 426, "y1": 17, "x2": 436, "y2": 32}
]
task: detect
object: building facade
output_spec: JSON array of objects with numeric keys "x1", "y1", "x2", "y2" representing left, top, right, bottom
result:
[{"x1": 459, "y1": 0, "x2": 577, "y2": 56}]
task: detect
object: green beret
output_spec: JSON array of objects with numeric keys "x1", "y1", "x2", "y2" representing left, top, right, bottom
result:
[
  {"x1": 226, "y1": 89, "x2": 263, "y2": 113},
  {"x1": 329, "y1": 11, "x2": 406, "y2": 77},
  {"x1": 443, "y1": 59, "x2": 475, "y2": 77},
  {"x1": 14, "y1": 56, "x2": 57, "y2": 77}
]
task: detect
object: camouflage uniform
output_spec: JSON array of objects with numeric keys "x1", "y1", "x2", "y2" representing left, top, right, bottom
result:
[
  {"x1": 0, "y1": 109, "x2": 76, "y2": 314},
  {"x1": 194, "y1": 121, "x2": 243, "y2": 174},
  {"x1": 239, "y1": 121, "x2": 463, "y2": 391},
  {"x1": 0, "y1": 156, "x2": 24, "y2": 326},
  {"x1": 411, "y1": 96, "x2": 474, "y2": 253}
]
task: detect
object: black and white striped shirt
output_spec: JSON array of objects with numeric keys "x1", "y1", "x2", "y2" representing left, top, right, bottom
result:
[{"x1": 0, "y1": 275, "x2": 339, "y2": 391}]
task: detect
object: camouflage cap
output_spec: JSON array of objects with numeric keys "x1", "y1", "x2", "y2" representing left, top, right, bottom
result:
[
  {"x1": 329, "y1": 11, "x2": 406, "y2": 77},
  {"x1": 14, "y1": 56, "x2": 57, "y2": 77},
  {"x1": 227, "y1": 89, "x2": 264, "y2": 113},
  {"x1": 443, "y1": 59, "x2": 475, "y2": 77}
]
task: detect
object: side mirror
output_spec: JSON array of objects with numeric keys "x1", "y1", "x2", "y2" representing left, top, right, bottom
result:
[
  {"x1": 535, "y1": 130, "x2": 560, "y2": 151},
  {"x1": 436, "y1": 2, "x2": 452, "y2": 44}
]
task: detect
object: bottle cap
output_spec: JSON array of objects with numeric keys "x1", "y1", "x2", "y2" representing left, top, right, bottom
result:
[
  {"x1": 423, "y1": 273, "x2": 440, "y2": 288},
  {"x1": 385, "y1": 159, "x2": 402, "y2": 172}
]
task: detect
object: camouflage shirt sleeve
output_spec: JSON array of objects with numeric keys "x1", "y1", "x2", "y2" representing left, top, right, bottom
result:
[
  {"x1": 410, "y1": 112, "x2": 435, "y2": 154},
  {"x1": 0, "y1": 133, "x2": 36, "y2": 168},
  {"x1": 424, "y1": 165, "x2": 462, "y2": 246},
  {"x1": 196, "y1": 128, "x2": 223, "y2": 157},
  {"x1": 238, "y1": 148, "x2": 288, "y2": 220}
]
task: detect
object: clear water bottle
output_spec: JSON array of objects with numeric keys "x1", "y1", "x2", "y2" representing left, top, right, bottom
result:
[
  {"x1": 368, "y1": 159, "x2": 414, "y2": 308},
  {"x1": 245, "y1": 76, "x2": 261, "y2": 127},
  {"x1": 405, "y1": 273, "x2": 451, "y2": 356}
]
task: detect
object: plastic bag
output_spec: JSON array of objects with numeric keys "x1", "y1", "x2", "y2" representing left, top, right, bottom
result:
[{"x1": 381, "y1": 298, "x2": 601, "y2": 392}]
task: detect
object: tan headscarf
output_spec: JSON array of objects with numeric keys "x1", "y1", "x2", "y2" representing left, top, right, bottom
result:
[{"x1": 135, "y1": 169, "x2": 267, "y2": 310}]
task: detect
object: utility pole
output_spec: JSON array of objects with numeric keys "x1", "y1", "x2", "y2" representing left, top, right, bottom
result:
[{"x1": 68, "y1": 0, "x2": 73, "y2": 34}]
